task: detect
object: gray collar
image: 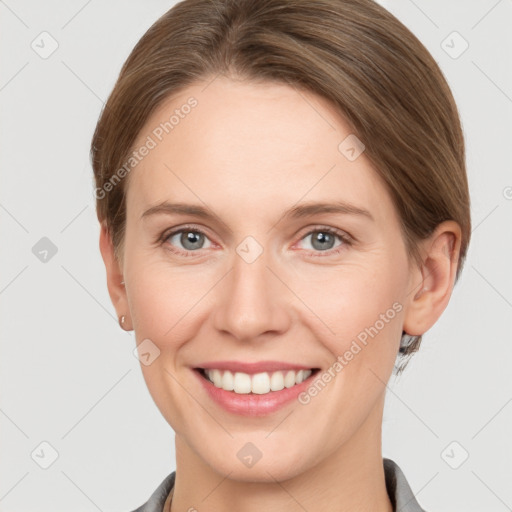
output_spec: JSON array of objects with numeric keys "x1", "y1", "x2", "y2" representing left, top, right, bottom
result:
[{"x1": 383, "y1": 458, "x2": 427, "y2": 511}]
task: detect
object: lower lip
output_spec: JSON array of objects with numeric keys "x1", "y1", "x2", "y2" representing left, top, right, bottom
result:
[{"x1": 193, "y1": 369, "x2": 318, "y2": 416}]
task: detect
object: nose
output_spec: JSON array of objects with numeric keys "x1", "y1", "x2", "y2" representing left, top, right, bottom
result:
[{"x1": 212, "y1": 246, "x2": 291, "y2": 342}]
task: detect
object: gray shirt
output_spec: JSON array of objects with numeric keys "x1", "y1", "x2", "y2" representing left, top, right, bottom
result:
[{"x1": 130, "y1": 457, "x2": 427, "y2": 512}]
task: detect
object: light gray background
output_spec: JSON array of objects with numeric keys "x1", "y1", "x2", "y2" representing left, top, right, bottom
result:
[{"x1": 1, "y1": 1, "x2": 511, "y2": 511}]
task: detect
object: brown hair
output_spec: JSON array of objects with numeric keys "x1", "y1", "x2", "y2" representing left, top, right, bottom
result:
[{"x1": 90, "y1": 0, "x2": 471, "y2": 373}]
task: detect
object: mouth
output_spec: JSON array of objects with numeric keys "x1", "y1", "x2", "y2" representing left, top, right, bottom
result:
[{"x1": 194, "y1": 367, "x2": 320, "y2": 395}]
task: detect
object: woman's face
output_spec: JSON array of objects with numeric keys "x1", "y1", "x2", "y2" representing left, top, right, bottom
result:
[{"x1": 116, "y1": 77, "x2": 418, "y2": 480}]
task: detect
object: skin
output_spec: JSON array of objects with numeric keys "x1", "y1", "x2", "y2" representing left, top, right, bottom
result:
[{"x1": 99, "y1": 75, "x2": 461, "y2": 512}]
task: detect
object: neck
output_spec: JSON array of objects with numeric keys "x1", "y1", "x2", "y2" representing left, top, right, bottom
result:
[{"x1": 170, "y1": 395, "x2": 393, "y2": 512}]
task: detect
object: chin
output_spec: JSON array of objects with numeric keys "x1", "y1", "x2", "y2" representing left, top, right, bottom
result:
[{"x1": 202, "y1": 445, "x2": 311, "y2": 483}]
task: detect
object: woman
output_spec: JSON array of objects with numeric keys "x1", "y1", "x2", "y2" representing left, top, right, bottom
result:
[{"x1": 91, "y1": 0, "x2": 471, "y2": 510}]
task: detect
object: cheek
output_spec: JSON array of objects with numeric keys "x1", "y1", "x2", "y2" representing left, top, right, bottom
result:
[
  {"x1": 125, "y1": 247, "x2": 211, "y2": 342},
  {"x1": 124, "y1": 254, "x2": 209, "y2": 430},
  {"x1": 293, "y1": 261, "x2": 404, "y2": 356},
  {"x1": 293, "y1": 266, "x2": 404, "y2": 431},
  {"x1": 294, "y1": 266, "x2": 405, "y2": 423}
]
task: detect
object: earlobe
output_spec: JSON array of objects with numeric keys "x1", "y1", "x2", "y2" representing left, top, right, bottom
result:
[
  {"x1": 99, "y1": 223, "x2": 132, "y2": 331},
  {"x1": 402, "y1": 221, "x2": 462, "y2": 337}
]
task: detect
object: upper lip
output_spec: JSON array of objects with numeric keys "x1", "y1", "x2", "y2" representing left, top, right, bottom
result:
[{"x1": 195, "y1": 360, "x2": 318, "y2": 374}]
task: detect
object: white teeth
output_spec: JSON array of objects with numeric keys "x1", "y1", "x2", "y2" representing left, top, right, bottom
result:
[
  {"x1": 284, "y1": 370, "x2": 296, "y2": 388},
  {"x1": 204, "y1": 368, "x2": 313, "y2": 395},
  {"x1": 233, "y1": 372, "x2": 252, "y2": 394},
  {"x1": 212, "y1": 369, "x2": 222, "y2": 387},
  {"x1": 270, "y1": 371, "x2": 285, "y2": 391},
  {"x1": 251, "y1": 372, "x2": 270, "y2": 394},
  {"x1": 222, "y1": 370, "x2": 234, "y2": 391}
]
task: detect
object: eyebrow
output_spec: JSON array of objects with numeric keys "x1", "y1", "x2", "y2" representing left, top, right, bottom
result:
[{"x1": 141, "y1": 200, "x2": 374, "y2": 224}]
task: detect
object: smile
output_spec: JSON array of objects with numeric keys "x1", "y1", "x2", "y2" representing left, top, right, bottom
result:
[{"x1": 198, "y1": 368, "x2": 317, "y2": 395}]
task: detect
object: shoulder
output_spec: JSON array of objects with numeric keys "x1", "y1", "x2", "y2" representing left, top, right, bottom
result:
[
  {"x1": 128, "y1": 471, "x2": 176, "y2": 512},
  {"x1": 383, "y1": 457, "x2": 428, "y2": 512}
]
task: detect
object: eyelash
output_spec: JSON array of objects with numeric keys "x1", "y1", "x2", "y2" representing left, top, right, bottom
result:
[{"x1": 158, "y1": 224, "x2": 353, "y2": 258}]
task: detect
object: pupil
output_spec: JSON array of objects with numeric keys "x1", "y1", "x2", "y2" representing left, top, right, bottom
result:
[
  {"x1": 313, "y1": 232, "x2": 334, "y2": 250},
  {"x1": 182, "y1": 231, "x2": 203, "y2": 250}
]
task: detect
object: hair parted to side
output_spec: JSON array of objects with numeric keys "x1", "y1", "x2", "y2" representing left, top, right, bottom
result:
[{"x1": 90, "y1": 0, "x2": 471, "y2": 374}]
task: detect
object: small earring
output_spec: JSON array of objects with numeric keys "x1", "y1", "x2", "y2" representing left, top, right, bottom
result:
[
  {"x1": 119, "y1": 315, "x2": 126, "y2": 328},
  {"x1": 121, "y1": 280, "x2": 125, "y2": 286}
]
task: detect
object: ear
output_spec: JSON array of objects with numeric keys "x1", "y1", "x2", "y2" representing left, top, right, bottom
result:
[
  {"x1": 99, "y1": 222, "x2": 132, "y2": 330},
  {"x1": 403, "y1": 220, "x2": 462, "y2": 337}
]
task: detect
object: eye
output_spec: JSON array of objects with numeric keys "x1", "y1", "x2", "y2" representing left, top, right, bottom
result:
[
  {"x1": 161, "y1": 225, "x2": 213, "y2": 255},
  {"x1": 159, "y1": 224, "x2": 352, "y2": 258},
  {"x1": 296, "y1": 226, "x2": 351, "y2": 256}
]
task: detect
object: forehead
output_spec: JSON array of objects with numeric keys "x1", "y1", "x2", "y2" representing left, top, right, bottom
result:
[{"x1": 126, "y1": 77, "x2": 395, "y2": 225}]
